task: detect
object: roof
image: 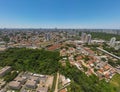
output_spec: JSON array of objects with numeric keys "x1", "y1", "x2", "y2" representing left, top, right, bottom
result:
[
  {"x1": 0, "y1": 66, "x2": 11, "y2": 73},
  {"x1": 60, "y1": 89, "x2": 67, "y2": 92},
  {"x1": 84, "y1": 47, "x2": 94, "y2": 54},
  {"x1": 26, "y1": 80, "x2": 37, "y2": 86},
  {"x1": 9, "y1": 81, "x2": 21, "y2": 88},
  {"x1": 29, "y1": 76, "x2": 39, "y2": 81},
  {"x1": 14, "y1": 77, "x2": 26, "y2": 82},
  {"x1": 47, "y1": 44, "x2": 61, "y2": 50},
  {"x1": 104, "y1": 65, "x2": 110, "y2": 70},
  {"x1": 36, "y1": 87, "x2": 48, "y2": 92},
  {"x1": 76, "y1": 56, "x2": 82, "y2": 60}
]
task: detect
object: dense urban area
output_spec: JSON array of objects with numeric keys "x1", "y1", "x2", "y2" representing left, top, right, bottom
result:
[{"x1": 0, "y1": 29, "x2": 120, "y2": 92}]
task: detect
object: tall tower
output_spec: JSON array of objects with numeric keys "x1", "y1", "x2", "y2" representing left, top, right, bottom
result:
[
  {"x1": 109, "y1": 37, "x2": 116, "y2": 47},
  {"x1": 81, "y1": 32, "x2": 87, "y2": 42},
  {"x1": 45, "y1": 33, "x2": 51, "y2": 41},
  {"x1": 85, "y1": 34, "x2": 91, "y2": 44}
]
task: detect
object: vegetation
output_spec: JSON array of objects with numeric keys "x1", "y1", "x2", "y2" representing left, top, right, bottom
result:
[
  {"x1": 65, "y1": 44, "x2": 76, "y2": 48},
  {"x1": 0, "y1": 48, "x2": 60, "y2": 75},
  {"x1": 83, "y1": 55, "x2": 90, "y2": 61},
  {"x1": 4, "y1": 71, "x2": 18, "y2": 82},
  {"x1": 59, "y1": 61, "x2": 114, "y2": 92},
  {"x1": 0, "y1": 48, "x2": 120, "y2": 92},
  {"x1": 108, "y1": 59, "x2": 120, "y2": 67},
  {"x1": 103, "y1": 46, "x2": 120, "y2": 57},
  {"x1": 101, "y1": 58, "x2": 106, "y2": 62},
  {"x1": 2, "y1": 35, "x2": 10, "y2": 43},
  {"x1": 83, "y1": 44, "x2": 99, "y2": 52},
  {"x1": 80, "y1": 32, "x2": 120, "y2": 41},
  {"x1": 49, "y1": 73, "x2": 57, "y2": 92},
  {"x1": 110, "y1": 74, "x2": 120, "y2": 92}
]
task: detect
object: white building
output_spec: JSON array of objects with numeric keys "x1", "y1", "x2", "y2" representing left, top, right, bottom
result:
[
  {"x1": 81, "y1": 32, "x2": 87, "y2": 42},
  {"x1": 109, "y1": 37, "x2": 116, "y2": 47},
  {"x1": 45, "y1": 33, "x2": 51, "y2": 41},
  {"x1": 86, "y1": 34, "x2": 91, "y2": 44}
]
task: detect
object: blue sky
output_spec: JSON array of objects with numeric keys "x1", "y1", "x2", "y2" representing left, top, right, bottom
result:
[{"x1": 0, "y1": 0, "x2": 120, "y2": 28}]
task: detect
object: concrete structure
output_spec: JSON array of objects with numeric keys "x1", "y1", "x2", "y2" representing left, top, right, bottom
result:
[
  {"x1": 81, "y1": 33, "x2": 92, "y2": 44},
  {"x1": 45, "y1": 33, "x2": 51, "y2": 41},
  {"x1": 14, "y1": 77, "x2": 26, "y2": 84},
  {"x1": 26, "y1": 80, "x2": 37, "y2": 89},
  {"x1": 8, "y1": 81, "x2": 21, "y2": 90},
  {"x1": 97, "y1": 47, "x2": 120, "y2": 60},
  {"x1": 36, "y1": 87, "x2": 48, "y2": 92},
  {"x1": 0, "y1": 66, "x2": 11, "y2": 77},
  {"x1": 109, "y1": 37, "x2": 116, "y2": 47},
  {"x1": 81, "y1": 32, "x2": 87, "y2": 42},
  {"x1": 29, "y1": 76, "x2": 39, "y2": 83},
  {"x1": 39, "y1": 77, "x2": 47, "y2": 84},
  {"x1": 115, "y1": 45, "x2": 120, "y2": 50},
  {"x1": 85, "y1": 34, "x2": 91, "y2": 44}
]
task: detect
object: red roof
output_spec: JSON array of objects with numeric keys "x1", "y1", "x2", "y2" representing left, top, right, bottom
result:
[
  {"x1": 48, "y1": 44, "x2": 61, "y2": 50},
  {"x1": 76, "y1": 56, "x2": 82, "y2": 60},
  {"x1": 60, "y1": 89, "x2": 67, "y2": 92},
  {"x1": 84, "y1": 47, "x2": 94, "y2": 54},
  {"x1": 104, "y1": 65, "x2": 110, "y2": 70}
]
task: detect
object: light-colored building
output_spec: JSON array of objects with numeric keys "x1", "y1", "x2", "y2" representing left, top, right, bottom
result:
[
  {"x1": 36, "y1": 87, "x2": 48, "y2": 92},
  {"x1": 85, "y1": 34, "x2": 91, "y2": 44},
  {"x1": 109, "y1": 37, "x2": 116, "y2": 47},
  {"x1": 29, "y1": 76, "x2": 39, "y2": 83},
  {"x1": 81, "y1": 33, "x2": 92, "y2": 44},
  {"x1": 14, "y1": 77, "x2": 26, "y2": 84},
  {"x1": 45, "y1": 33, "x2": 51, "y2": 41},
  {"x1": 26, "y1": 80, "x2": 37, "y2": 89},
  {"x1": 0, "y1": 66, "x2": 11, "y2": 77},
  {"x1": 81, "y1": 32, "x2": 87, "y2": 42},
  {"x1": 8, "y1": 81, "x2": 21, "y2": 90},
  {"x1": 115, "y1": 45, "x2": 120, "y2": 50}
]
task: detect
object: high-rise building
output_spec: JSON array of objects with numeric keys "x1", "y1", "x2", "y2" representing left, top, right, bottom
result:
[
  {"x1": 85, "y1": 34, "x2": 91, "y2": 44},
  {"x1": 45, "y1": 33, "x2": 51, "y2": 41},
  {"x1": 81, "y1": 32, "x2": 87, "y2": 42},
  {"x1": 109, "y1": 37, "x2": 116, "y2": 47},
  {"x1": 81, "y1": 32, "x2": 92, "y2": 44}
]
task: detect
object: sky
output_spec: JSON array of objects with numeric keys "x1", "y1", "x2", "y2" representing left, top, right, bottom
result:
[{"x1": 0, "y1": 0, "x2": 120, "y2": 29}]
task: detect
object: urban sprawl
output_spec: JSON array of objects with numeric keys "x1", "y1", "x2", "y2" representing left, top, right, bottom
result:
[{"x1": 0, "y1": 29, "x2": 120, "y2": 92}]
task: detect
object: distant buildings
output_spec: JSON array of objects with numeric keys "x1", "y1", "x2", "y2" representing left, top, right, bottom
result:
[
  {"x1": 45, "y1": 33, "x2": 51, "y2": 41},
  {"x1": 109, "y1": 37, "x2": 116, "y2": 47},
  {"x1": 85, "y1": 34, "x2": 91, "y2": 44},
  {"x1": 81, "y1": 32, "x2": 87, "y2": 42},
  {"x1": 81, "y1": 32, "x2": 92, "y2": 44},
  {"x1": 109, "y1": 37, "x2": 120, "y2": 50}
]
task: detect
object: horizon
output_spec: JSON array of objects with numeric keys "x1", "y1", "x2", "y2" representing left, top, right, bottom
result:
[{"x1": 0, "y1": 0, "x2": 120, "y2": 29}]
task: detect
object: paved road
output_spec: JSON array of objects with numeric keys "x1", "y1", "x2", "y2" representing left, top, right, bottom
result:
[{"x1": 54, "y1": 72, "x2": 59, "y2": 92}]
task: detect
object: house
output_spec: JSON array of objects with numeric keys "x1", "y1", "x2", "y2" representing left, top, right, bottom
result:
[
  {"x1": 14, "y1": 77, "x2": 26, "y2": 84},
  {"x1": 59, "y1": 88, "x2": 67, "y2": 92},
  {"x1": 104, "y1": 65, "x2": 110, "y2": 71},
  {"x1": 36, "y1": 87, "x2": 48, "y2": 92},
  {"x1": 39, "y1": 77, "x2": 47, "y2": 84},
  {"x1": 29, "y1": 76, "x2": 39, "y2": 83},
  {"x1": 9, "y1": 81, "x2": 21, "y2": 90},
  {"x1": 26, "y1": 80, "x2": 37, "y2": 89}
]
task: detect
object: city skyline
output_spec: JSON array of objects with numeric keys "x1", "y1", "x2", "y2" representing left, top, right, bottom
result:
[{"x1": 0, "y1": 0, "x2": 120, "y2": 29}]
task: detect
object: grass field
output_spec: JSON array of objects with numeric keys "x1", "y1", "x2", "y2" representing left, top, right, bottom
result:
[{"x1": 110, "y1": 74, "x2": 120, "y2": 92}]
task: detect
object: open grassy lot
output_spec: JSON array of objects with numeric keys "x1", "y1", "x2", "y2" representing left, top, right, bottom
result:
[{"x1": 110, "y1": 74, "x2": 120, "y2": 92}]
